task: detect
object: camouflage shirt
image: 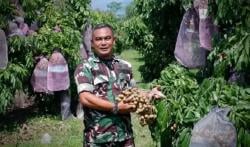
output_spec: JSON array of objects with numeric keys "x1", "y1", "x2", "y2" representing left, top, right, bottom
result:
[{"x1": 74, "y1": 54, "x2": 134, "y2": 143}]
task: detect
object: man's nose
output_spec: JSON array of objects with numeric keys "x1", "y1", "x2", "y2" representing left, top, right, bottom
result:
[{"x1": 100, "y1": 39, "x2": 107, "y2": 45}]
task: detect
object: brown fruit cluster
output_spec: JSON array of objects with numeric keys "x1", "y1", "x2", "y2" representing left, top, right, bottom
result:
[{"x1": 116, "y1": 88, "x2": 157, "y2": 126}]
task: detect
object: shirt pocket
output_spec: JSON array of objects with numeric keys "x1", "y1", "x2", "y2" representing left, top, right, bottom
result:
[
  {"x1": 117, "y1": 73, "x2": 131, "y2": 90},
  {"x1": 93, "y1": 74, "x2": 109, "y2": 86},
  {"x1": 92, "y1": 67, "x2": 109, "y2": 85}
]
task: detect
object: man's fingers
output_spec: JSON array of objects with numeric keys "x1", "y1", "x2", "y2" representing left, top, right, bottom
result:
[
  {"x1": 151, "y1": 88, "x2": 166, "y2": 99},
  {"x1": 155, "y1": 91, "x2": 166, "y2": 98}
]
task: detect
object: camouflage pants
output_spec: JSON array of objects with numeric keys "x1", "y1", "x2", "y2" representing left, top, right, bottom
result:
[{"x1": 84, "y1": 138, "x2": 135, "y2": 147}]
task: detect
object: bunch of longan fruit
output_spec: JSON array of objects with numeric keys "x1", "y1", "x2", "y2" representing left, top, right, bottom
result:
[{"x1": 116, "y1": 88, "x2": 157, "y2": 126}]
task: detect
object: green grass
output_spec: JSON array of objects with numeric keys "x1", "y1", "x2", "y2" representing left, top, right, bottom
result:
[
  {"x1": 0, "y1": 115, "x2": 83, "y2": 147},
  {"x1": 119, "y1": 49, "x2": 143, "y2": 81},
  {"x1": 0, "y1": 49, "x2": 155, "y2": 147},
  {"x1": 119, "y1": 49, "x2": 149, "y2": 89}
]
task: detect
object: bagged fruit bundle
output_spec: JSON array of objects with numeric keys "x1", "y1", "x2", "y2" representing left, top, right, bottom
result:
[
  {"x1": 174, "y1": 8, "x2": 207, "y2": 68},
  {"x1": 30, "y1": 57, "x2": 49, "y2": 93},
  {"x1": 47, "y1": 50, "x2": 70, "y2": 91},
  {"x1": 190, "y1": 107, "x2": 237, "y2": 147}
]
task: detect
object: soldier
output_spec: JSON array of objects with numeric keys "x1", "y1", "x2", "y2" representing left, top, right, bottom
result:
[
  {"x1": 74, "y1": 23, "x2": 136, "y2": 147},
  {"x1": 74, "y1": 24, "x2": 163, "y2": 147}
]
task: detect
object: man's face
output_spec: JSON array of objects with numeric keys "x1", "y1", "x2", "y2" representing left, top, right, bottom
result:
[{"x1": 91, "y1": 27, "x2": 115, "y2": 59}]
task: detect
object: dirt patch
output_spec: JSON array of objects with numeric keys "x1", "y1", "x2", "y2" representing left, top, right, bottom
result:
[{"x1": 0, "y1": 105, "x2": 38, "y2": 145}]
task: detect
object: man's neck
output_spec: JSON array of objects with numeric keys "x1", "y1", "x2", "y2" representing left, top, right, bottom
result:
[{"x1": 97, "y1": 54, "x2": 113, "y2": 61}]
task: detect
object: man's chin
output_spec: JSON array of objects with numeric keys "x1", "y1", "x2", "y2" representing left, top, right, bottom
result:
[{"x1": 98, "y1": 53, "x2": 112, "y2": 59}]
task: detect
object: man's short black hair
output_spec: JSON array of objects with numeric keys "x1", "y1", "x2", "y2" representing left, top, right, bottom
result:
[{"x1": 92, "y1": 23, "x2": 114, "y2": 35}]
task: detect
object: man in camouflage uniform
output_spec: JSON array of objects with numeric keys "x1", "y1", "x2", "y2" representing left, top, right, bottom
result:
[{"x1": 74, "y1": 24, "x2": 136, "y2": 147}]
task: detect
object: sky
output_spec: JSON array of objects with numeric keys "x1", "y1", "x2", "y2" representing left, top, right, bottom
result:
[{"x1": 91, "y1": 0, "x2": 132, "y2": 15}]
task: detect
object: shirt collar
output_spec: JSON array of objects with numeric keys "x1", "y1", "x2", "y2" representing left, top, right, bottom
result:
[{"x1": 90, "y1": 54, "x2": 119, "y2": 63}]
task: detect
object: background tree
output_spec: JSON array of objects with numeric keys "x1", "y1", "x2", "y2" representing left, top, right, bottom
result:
[
  {"x1": 122, "y1": 0, "x2": 250, "y2": 146},
  {"x1": 123, "y1": 0, "x2": 186, "y2": 82},
  {"x1": 124, "y1": 0, "x2": 249, "y2": 83},
  {"x1": 107, "y1": 1, "x2": 122, "y2": 15},
  {"x1": 0, "y1": 0, "x2": 91, "y2": 113}
]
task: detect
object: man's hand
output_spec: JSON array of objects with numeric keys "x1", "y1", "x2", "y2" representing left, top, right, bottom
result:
[
  {"x1": 118, "y1": 101, "x2": 136, "y2": 114},
  {"x1": 148, "y1": 87, "x2": 166, "y2": 100}
]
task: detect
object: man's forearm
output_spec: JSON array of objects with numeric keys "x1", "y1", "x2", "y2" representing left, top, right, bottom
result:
[{"x1": 79, "y1": 92, "x2": 114, "y2": 112}]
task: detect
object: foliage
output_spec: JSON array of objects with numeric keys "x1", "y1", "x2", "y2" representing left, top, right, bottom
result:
[
  {"x1": 0, "y1": 63, "x2": 28, "y2": 113},
  {"x1": 107, "y1": 1, "x2": 122, "y2": 15},
  {"x1": 0, "y1": 36, "x2": 36, "y2": 113},
  {"x1": 207, "y1": 0, "x2": 250, "y2": 82},
  {"x1": 125, "y1": 0, "x2": 187, "y2": 81},
  {"x1": 150, "y1": 64, "x2": 250, "y2": 147},
  {"x1": 208, "y1": 30, "x2": 250, "y2": 79},
  {"x1": 90, "y1": 11, "x2": 119, "y2": 34},
  {"x1": 0, "y1": 0, "x2": 90, "y2": 113},
  {"x1": 0, "y1": 0, "x2": 15, "y2": 28},
  {"x1": 125, "y1": 0, "x2": 250, "y2": 82},
  {"x1": 122, "y1": 16, "x2": 154, "y2": 51},
  {"x1": 209, "y1": 0, "x2": 249, "y2": 32},
  {"x1": 124, "y1": 1, "x2": 137, "y2": 19},
  {"x1": 126, "y1": 0, "x2": 250, "y2": 146},
  {"x1": 20, "y1": 0, "x2": 49, "y2": 22}
]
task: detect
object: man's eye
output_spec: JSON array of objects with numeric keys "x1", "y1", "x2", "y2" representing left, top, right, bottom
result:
[
  {"x1": 95, "y1": 36, "x2": 112, "y2": 41},
  {"x1": 104, "y1": 36, "x2": 111, "y2": 40},
  {"x1": 95, "y1": 37, "x2": 102, "y2": 41}
]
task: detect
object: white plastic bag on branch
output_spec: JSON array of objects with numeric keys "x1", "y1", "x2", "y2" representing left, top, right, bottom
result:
[
  {"x1": 47, "y1": 49, "x2": 70, "y2": 91},
  {"x1": 190, "y1": 107, "x2": 237, "y2": 147},
  {"x1": 0, "y1": 29, "x2": 8, "y2": 69},
  {"x1": 30, "y1": 56, "x2": 49, "y2": 93},
  {"x1": 174, "y1": 8, "x2": 207, "y2": 68}
]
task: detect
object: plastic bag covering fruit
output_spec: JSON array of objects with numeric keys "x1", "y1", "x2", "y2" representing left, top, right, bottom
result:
[
  {"x1": 190, "y1": 107, "x2": 237, "y2": 147},
  {"x1": 199, "y1": 18, "x2": 214, "y2": 50},
  {"x1": 174, "y1": 8, "x2": 207, "y2": 68},
  {"x1": 31, "y1": 57, "x2": 49, "y2": 92},
  {"x1": 0, "y1": 29, "x2": 8, "y2": 69},
  {"x1": 81, "y1": 23, "x2": 92, "y2": 60},
  {"x1": 47, "y1": 51, "x2": 70, "y2": 91},
  {"x1": 194, "y1": 0, "x2": 217, "y2": 50}
]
